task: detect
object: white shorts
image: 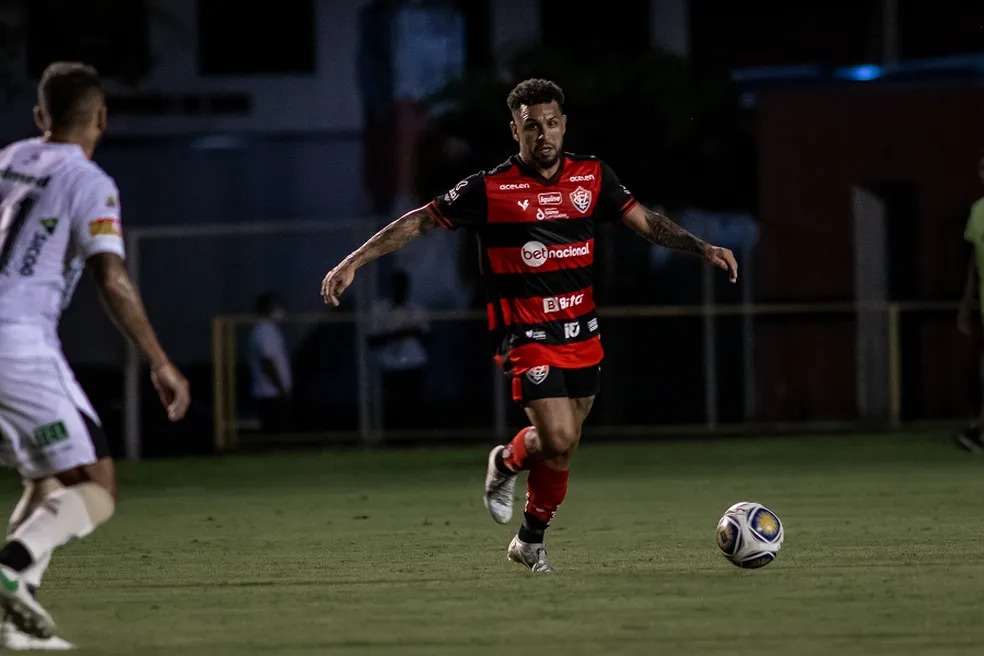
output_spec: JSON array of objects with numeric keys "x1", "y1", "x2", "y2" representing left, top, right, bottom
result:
[{"x1": 0, "y1": 352, "x2": 110, "y2": 480}]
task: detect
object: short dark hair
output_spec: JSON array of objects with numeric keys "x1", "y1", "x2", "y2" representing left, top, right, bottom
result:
[
  {"x1": 37, "y1": 62, "x2": 103, "y2": 129},
  {"x1": 506, "y1": 78, "x2": 565, "y2": 113}
]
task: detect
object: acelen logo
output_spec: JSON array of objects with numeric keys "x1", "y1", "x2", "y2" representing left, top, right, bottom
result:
[{"x1": 520, "y1": 241, "x2": 590, "y2": 268}]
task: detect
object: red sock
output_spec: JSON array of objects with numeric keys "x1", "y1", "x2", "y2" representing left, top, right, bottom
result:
[
  {"x1": 502, "y1": 426, "x2": 532, "y2": 472},
  {"x1": 524, "y1": 461, "x2": 570, "y2": 524}
]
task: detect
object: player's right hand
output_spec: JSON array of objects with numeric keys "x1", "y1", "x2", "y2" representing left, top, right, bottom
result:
[
  {"x1": 150, "y1": 361, "x2": 190, "y2": 421},
  {"x1": 321, "y1": 263, "x2": 356, "y2": 307}
]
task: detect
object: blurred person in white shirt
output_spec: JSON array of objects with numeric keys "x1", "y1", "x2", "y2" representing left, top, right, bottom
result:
[{"x1": 248, "y1": 291, "x2": 293, "y2": 433}]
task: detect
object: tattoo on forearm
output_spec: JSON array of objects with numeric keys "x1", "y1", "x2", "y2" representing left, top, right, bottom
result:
[
  {"x1": 352, "y1": 210, "x2": 438, "y2": 267},
  {"x1": 640, "y1": 209, "x2": 705, "y2": 254},
  {"x1": 100, "y1": 272, "x2": 166, "y2": 366}
]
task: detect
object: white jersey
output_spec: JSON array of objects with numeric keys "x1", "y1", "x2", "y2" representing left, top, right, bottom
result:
[{"x1": 0, "y1": 138, "x2": 124, "y2": 356}]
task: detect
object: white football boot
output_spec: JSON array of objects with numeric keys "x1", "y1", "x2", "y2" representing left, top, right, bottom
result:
[
  {"x1": 507, "y1": 535, "x2": 554, "y2": 573},
  {"x1": 0, "y1": 618, "x2": 73, "y2": 650},
  {"x1": 0, "y1": 566, "x2": 55, "y2": 639},
  {"x1": 483, "y1": 445, "x2": 517, "y2": 524}
]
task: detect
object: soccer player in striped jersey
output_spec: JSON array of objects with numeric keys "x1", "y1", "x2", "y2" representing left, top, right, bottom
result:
[{"x1": 322, "y1": 78, "x2": 737, "y2": 572}]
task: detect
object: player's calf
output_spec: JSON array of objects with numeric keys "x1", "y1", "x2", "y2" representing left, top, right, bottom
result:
[
  {"x1": 2, "y1": 481, "x2": 115, "y2": 567},
  {"x1": 519, "y1": 460, "x2": 569, "y2": 544},
  {"x1": 0, "y1": 472, "x2": 115, "y2": 638}
]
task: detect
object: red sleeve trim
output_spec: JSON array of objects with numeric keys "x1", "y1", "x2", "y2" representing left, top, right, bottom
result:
[
  {"x1": 619, "y1": 198, "x2": 639, "y2": 217},
  {"x1": 426, "y1": 200, "x2": 455, "y2": 230}
]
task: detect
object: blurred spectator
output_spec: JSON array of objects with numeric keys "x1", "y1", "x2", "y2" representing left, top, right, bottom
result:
[
  {"x1": 357, "y1": 0, "x2": 398, "y2": 214},
  {"x1": 357, "y1": 0, "x2": 464, "y2": 215},
  {"x1": 248, "y1": 291, "x2": 293, "y2": 434},
  {"x1": 369, "y1": 270, "x2": 430, "y2": 429},
  {"x1": 956, "y1": 154, "x2": 984, "y2": 451}
]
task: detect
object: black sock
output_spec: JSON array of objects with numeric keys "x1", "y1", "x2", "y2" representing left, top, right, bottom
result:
[
  {"x1": 494, "y1": 448, "x2": 516, "y2": 476},
  {"x1": 517, "y1": 512, "x2": 549, "y2": 544},
  {"x1": 0, "y1": 541, "x2": 32, "y2": 572}
]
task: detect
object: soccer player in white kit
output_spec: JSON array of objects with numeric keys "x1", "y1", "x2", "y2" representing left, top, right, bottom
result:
[{"x1": 0, "y1": 62, "x2": 190, "y2": 648}]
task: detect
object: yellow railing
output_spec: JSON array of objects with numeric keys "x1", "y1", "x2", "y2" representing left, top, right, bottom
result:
[{"x1": 211, "y1": 301, "x2": 960, "y2": 452}]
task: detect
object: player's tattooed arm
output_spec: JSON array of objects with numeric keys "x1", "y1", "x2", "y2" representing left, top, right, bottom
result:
[
  {"x1": 321, "y1": 206, "x2": 439, "y2": 306},
  {"x1": 88, "y1": 252, "x2": 170, "y2": 369},
  {"x1": 629, "y1": 206, "x2": 706, "y2": 253},
  {"x1": 622, "y1": 204, "x2": 739, "y2": 282},
  {"x1": 88, "y1": 252, "x2": 190, "y2": 420},
  {"x1": 346, "y1": 208, "x2": 439, "y2": 270}
]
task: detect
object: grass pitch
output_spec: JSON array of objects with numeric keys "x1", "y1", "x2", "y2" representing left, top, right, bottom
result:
[{"x1": 16, "y1": 432, "x2": 984, "y2": 655}]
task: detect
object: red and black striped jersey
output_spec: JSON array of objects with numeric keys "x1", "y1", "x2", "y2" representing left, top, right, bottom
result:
[{"x1": 428, "y1": 153, "x2": 638, "y2": 374}]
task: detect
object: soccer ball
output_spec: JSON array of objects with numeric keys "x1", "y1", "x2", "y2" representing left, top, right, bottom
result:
[{"x1": 716, "y1": 501, "x2": 784, "y2": 569}]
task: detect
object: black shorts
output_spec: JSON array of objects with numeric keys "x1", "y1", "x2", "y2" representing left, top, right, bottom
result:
[{"x1": 510, "y1": 365, "x2": 601, "y2": 406}]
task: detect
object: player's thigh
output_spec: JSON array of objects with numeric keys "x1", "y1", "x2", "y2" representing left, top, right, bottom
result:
[
  {"x1": 523, "y1": 397, "x2": 580, "y2": 455},
  {"x1": 512, "y1": 366, "x2": 579, "y2": 453},
  {"x1": 0, "y1": 355, "x2": 114, "y2": 489},
  {"x1": 563, "y1": 365, "x2": 600, "y2": 425}
]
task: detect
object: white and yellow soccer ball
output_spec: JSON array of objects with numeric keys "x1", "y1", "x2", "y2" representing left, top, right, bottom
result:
[{"x1": 716, "y1": 501, "x2": 784, "y2": 569}]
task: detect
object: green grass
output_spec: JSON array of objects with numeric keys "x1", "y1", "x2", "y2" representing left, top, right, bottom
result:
[{"x1": 12, "y1": 432, "x2": 984, "y2": 655}]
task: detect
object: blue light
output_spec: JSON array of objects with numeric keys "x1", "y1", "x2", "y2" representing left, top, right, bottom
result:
[{"x1": 836, "y1": 64, "x2": 883, "y2": 81}]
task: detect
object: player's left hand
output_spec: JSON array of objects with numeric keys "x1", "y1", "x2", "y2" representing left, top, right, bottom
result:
[
  {"x1": 321, "y1": 262, "x2": 356, "y2": 306},
  {"x1": 702, "y1": 245, "x2": 738, "y2": 283},
  {"x1": 150, "y1": 361, "x2": 190, "y2": 421}
]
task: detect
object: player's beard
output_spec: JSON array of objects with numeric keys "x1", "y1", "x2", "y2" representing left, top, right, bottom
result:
[{"x1": 532, "y1": 147, "x2": 559, "y2": 169}]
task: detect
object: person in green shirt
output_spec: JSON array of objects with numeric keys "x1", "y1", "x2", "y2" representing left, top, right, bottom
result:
[{"x1": 956, "y1": 155, "x2": 984, "y2": 451}]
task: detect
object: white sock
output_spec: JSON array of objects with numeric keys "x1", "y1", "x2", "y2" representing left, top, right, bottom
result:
[
  {"x1": 10, "y1": 483, "x2": 112, "y2": 566},
  {"x1": 7, "y1": 480, "x2": 57, "y2": 590},
  {"x1": 19, "y1": 552, "x2": 51, "y2": 590}
]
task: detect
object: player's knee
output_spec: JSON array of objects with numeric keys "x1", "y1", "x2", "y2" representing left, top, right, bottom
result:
[
  {"x1": 539, "y1": 423, "x2": 580, "y2": 458},
  {"x1": 73, "y1": 481, "x2": 116, "y2": 527},
  {"x1": 54, "y1": 458, "x2": 118, "y2": 502}
]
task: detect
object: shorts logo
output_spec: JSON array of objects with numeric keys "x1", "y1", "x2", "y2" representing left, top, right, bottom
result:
[
  {"x1": 526, "y1": 365, "x2": 550, "y2": 385},
  {"x1": 524, "y1": 329, "x2": 546, "y2": 341},
  {"x1": 570, "y1": 186, "x2": 592, "y2": 214},
  {"x1": 588, "y1": 317, "x2": 599, "y2": 332},
  {"x1": 564, "y1": 321, "x2": 580, "y2": 339},
  {"x1": 27, "y1": 420, "x2": 69, "y2": 450},
  {"x1": 88, "y1": 218, "x2": 121, "y2": 237},
  {"x1": 538, "y1": 191, "x2": 562, "y2": 205}
]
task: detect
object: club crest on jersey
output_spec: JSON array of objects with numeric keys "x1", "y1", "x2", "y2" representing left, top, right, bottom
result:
[
  {"x1": 569, "y1": 186, "x2": 592, "y2": 214},
  {"x1": 526, "y1": 365, "x2": 549, "y2": 385}
]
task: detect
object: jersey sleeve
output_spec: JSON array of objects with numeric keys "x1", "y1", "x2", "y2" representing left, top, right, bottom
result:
[
  {"x1": 596, "y1": 161, "x2": 639, "y2": 222},
  {"x1": 71, "y1": 173, "x2": 124, "y2": 260},
  {"x1": 427, "y1": 172, "x2": 487, "y2": 230}
]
